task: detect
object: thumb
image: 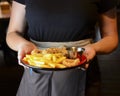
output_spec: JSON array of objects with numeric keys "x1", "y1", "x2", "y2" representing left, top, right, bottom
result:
[{"x1": 17, "y1": 49, "x2": 25, "y2": 60}]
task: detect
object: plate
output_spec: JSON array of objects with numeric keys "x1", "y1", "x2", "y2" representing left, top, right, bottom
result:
[{"x1": 21, "y1": 54, "x2": 87, "y2": 71}]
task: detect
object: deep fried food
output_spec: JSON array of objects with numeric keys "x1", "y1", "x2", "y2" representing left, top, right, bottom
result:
[
  {"x1": 62, "y1": 58, "x2": 80, "y2": 67},
  {"x1": 22, "y1": 48, "x2": 80, "y2": 68}
]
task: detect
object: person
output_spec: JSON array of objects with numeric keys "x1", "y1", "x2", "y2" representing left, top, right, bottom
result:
[{"x1": 6, "y1": 0, "x2": 118, "y2": 96}]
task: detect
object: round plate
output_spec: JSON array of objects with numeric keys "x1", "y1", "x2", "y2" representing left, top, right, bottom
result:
[{"x1": 21, "y1": 55, "x2": 87, "y2": 71}]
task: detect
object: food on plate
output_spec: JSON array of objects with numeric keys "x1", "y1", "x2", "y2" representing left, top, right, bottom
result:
[
  {"x1": 62, "y1": 58, "x2": 80, "y2": 67},
  {"x1": 22, "y1": 47, "x2": 80, "y2": 68}
]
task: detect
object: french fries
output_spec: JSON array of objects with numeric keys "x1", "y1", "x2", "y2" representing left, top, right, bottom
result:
[
  {"x1": 22, "y1": 48, "x2": 80, "y2": 68},
  {"x1": 23, "y1": 51, "x2": 67, "y2": 68}
]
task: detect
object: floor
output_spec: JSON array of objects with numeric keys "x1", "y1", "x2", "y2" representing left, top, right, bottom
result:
[{"x1": 0, "y1": 13, "x2": 120, "y2": 96}]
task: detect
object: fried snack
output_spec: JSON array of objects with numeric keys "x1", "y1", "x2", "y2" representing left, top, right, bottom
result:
[
  {"x1": 42, "y1": 47, "x2": 68, "y2": 56},
  {"x1": 22, "y1": 48, "x2": 80, "y2": 68},
  {"x1": 62, "y1": 58, "x2": 80, "y2": 67},
  {"x1": 31, "y1": 49, "x2": 43, "y2": 56}
]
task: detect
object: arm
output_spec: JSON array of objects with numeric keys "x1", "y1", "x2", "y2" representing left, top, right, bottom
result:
[
  {"x1": 83, "y1": 8, "x2": 118, "y2": 62},
  {"x1": 92, "y1": 8, "x2": 118, "y2": 54},
  {"x1": 6, "y1": 1, "x2": 37, "y2": 60}
]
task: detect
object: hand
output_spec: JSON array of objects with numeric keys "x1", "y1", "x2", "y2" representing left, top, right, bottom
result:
[
  {"x1": 17, "y1": 42, "x2": 37, "y2": 68},
  {"x1": 83, "y1": 44, "x2": 96, "y2": 68}
]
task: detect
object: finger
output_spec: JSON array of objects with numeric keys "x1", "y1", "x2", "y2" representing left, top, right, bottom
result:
[
  {"x1": 18, "y1": 48, "x2": 30, "y2": 60},
  {"x1": 82, "y1": 52, "x2": 90, "y2": 62},
  {"x1": 18, "y1": 49, "x2": 29, "y2": 69},
  {"x1": 83, "y1": 51, "x2": 93, "y2": 63},
  {"x1": 85, "y1": 63, "x2": 89, "y2": 69},
  {"x1": 18, "y1": 59, "x2": 29, "y2": 69},
  {"x1": 17, "y1": 49, "x2": 25, "y2": 60}
]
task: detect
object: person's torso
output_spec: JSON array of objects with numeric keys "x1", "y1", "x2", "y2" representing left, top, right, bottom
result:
[{"x1": 25, "y1": 0, "x2": 99, "y2": 41}]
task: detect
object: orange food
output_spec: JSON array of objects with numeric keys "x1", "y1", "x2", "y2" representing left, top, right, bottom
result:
[
  {"x1": 62, "y1": 58, "x2": 80, "y2": 67},
  {"x1": 22, "y1": 48, "x2": 80, "y2": 68}
]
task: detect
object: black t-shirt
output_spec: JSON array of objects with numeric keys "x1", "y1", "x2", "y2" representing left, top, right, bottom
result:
[{"x1": 14, "y1": 0, "x2": 117, "y2": 42}]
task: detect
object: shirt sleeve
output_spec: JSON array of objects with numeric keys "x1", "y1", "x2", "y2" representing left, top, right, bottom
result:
[
  {"x1": 97, "y1": 0, "x2": 117, "y2": 13},
  {"x1": 14, "y1": 0, "x2": 25, "y2": 4}
]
